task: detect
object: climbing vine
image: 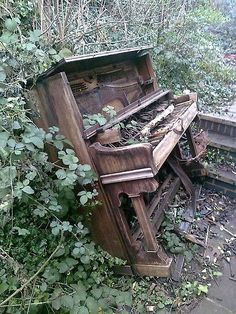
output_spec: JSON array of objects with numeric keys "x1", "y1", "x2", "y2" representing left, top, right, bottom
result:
[{"x1": 0, "y1": 2, "x2": 132, "y2": 313}]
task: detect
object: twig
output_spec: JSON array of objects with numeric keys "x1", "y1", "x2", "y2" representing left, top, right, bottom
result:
[
  {"x1": 26, "y1": 279, "x2": 36, "y2": 314},
  {"x1": 204, "y1": 225, "x2": 210, "y2": 258},
  {"x1": 0, "y1": 232, "x2": 64, "y2": 307},
  {"x1": 219, "y1": 225, "x2": 236, "y2": 238}
]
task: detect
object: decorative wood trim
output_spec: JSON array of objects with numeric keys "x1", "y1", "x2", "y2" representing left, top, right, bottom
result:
[
  {"x1": 134, "y1": 258, "x2": 173, "y2": 277},
  {"x1": 100, "y1": 168, "x2": 154, "y2": 184}
]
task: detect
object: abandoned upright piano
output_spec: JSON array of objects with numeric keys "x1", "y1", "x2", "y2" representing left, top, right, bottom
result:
[{"x1": 30, "y1": 47, "x2": 201, "y2": 277}]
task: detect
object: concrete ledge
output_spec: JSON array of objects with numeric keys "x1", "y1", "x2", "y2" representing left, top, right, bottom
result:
[{"x1": 198, "y1": 113, "x2": 236, "y2": 127}]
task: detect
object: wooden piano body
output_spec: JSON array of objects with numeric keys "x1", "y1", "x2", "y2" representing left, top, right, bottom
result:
[{"x1": 30, "y1": 47, "x2": 200, "y2": 277}]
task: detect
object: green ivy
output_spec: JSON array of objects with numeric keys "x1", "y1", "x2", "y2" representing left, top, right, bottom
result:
[{"x1": 0, "y1": 3, "x2": 132, "y2": 313}]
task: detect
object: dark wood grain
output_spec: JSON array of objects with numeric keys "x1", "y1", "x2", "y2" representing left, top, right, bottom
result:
[
  {"x1": 90, "y1": 142, "x2": 157, "y2": 175},
  {"x1": 32, "y1": 72, "x2": 130, "y2": 260}
]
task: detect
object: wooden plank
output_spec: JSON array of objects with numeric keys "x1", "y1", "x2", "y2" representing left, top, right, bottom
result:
[
  {"x1": 167, "y1": 157, "x2": 194, "y2": 196},
  {"x1": 185, "y1": 126, "x2": 198, "y2": 157},
  {"x1": 131, "y1": 195, "x2": 159, "y2": 252},
  {"x1": 147, "y1": 174, "x2": 173, "y2": 217},
  {"x1": 153, "y1": 102, "x2": 198, "y2": 171},
  {"x1": 36, "y1": 72, "x2": 90, "y2": 165},
  {"x1": 90, "y1": 142, "x2": 156, "y2": 175},
  {"x1": 153, "y1": 177, "x2": 181, "y2": 231},
  {"x1": 133, "y1": 177, "x2": 180, "y2": 241},
  {"x1": 134, "y1": 258, "x2": 173, "y2": 277},
  {"x1": 132, "y1": 174, "x2": 172, "y2": 241},
  {"x1": 172, "y1": 255, "x2": 185, "y2": 281}
]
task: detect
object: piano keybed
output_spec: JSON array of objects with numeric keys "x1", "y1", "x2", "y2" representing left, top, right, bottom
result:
[{"x1": 104, "y1": 99, "x2": 194, "y2": 148}]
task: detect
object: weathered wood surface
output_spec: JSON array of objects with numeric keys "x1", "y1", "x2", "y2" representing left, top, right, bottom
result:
[
  {"x1": 95, "y1": 128, "x2": 122, "y2": 145},
  {"x1": 84, "y1": 89, "x2": 170, "y2": 138},
  {"x1": 153, "y1": 102, "x2": 198, "y2": 170},
  {"x1": 167, "y1": 157, "x2": 194, "y2": 196},
  {"x1": 35, "y1": 72, "x2": 89, "y2": 165},
  {"x1": 131, "y1": 195, "x2": 159, "y2": 252},
  {"x1": 33, "y1": 72, "x2": 130, "y2": 260},
  {"x1": 133, "y1": 177, "x2": 181, "y2": 242},
  {"x1": 31, "y1": 47, "x2": 200, "y2": 277},
  {"x1": 132, "y1": 174, "x2": 173, "y2": 241},
  {"x1": 185, "y1": 126, "x2": 198, "y2": 157},
  {"x1": 90, "y1": 142, "x2": 156, "y2": 175},
  {"x1": 105, "y1": 178, "x2": 159, "y2": 208}
]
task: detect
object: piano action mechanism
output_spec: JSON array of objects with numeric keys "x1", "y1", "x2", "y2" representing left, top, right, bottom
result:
[{"x1": 31, "y1": 47, "x2": 205, "y2": 277}]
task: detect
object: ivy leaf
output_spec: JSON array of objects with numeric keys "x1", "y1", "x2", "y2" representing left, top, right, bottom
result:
[
  {"x1": 80, "y1": 194, "x2": 88, "y2": 206},
  {"x1": 14, "y1": 227, "x2": 30, "y2": 236},
  {"x1": 0, "y1": 132, "x2": 10, "y2": 148},
  {"x1": 40, "y1": 282, "x2": 47, "y2": 292},
  {"x1": 30, "y1": 136, "x2": 44, "y2": 149},
  {"x1": 56, "y1": 169, "x2": 67, "y2": 179},
  {"x1": 43, "y1": 267, "x2": 60, "y2": 284},
  {"x1": 86, "y1": 296, "x2": 99, "y2": 313},
  {"x1": 52, "y1": 297, "x2": 61, "y2": 310},
  {"x1": 28, "y1": 29, "x2": 41, "y2": 42},
  {"x1": 22, "y1": 186, "x2": 34, "y2": 194},
  {"x1": 26, "y1": 43, "x2": 36, "y2": 51},
  {"x1": 198, "y1": 284, "x2": 209, "y2": 295},
  {"x1": 26, "y1": 171, "x2": 37, "y2": 181},
  {"x1": 33, "y1": 207, "x2": 47, "y2": 217},
  {"x1": 83, "y1": 164, "x2": 91, "y2": 171},
  {"x1": 59, "y1": 48, "x2": 73, "y2": 58},
  {"x1": 61, "y1": 295, "x2": 74, "y2": 309},
  {"x1": 4, "y1": 19, "x2": 18, "y2": 32},
  {"x1": 12, "y1": 121, "x2": 21, "y2": 130},
  {"x1": 80, "y1": 255, "x2": 90, "y2": 264},
  {"x1": 51, "y1": 225, "x2": 61, "y2": 236},
  {"x1": 58, "y1": 262, "x2": 69, "y2": 273},
  {"x1": 158, "y1": 302, "x2": 165, "y2": 309},
  {"x1": 91, "y1": 288, "x2": 103, "y2": 300},
  {"x1": 77, "y1": 306, "x2": 89, "y2": 314},
  {"x1": 69, "y1": 163, "x2": 77, "y2": 170},
  {"x1": 0, "y1": 166, "x2": 17, "y2": 189},
  {"x1": 0, "y1": 282, "x2": 9, "y2": 294},
  {"x1": 54, "y1": 140, "x2": 64, "y2": 150},
  {"x1": 0, "y1": 66, "x2": 6, "y2": 82}
]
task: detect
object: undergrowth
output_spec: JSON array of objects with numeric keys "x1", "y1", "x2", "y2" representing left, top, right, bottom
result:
[{"x1": 0, "y1": 1, "x2": 234, "y2": 313}]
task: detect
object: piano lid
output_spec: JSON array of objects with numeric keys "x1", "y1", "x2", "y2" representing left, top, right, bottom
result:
[{"x1": 37, "y1": 46, "x2": 152, "y2": 82}]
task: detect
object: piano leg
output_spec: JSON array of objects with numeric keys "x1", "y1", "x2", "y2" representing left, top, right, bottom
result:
[
  {"x1": 130, "y1": 194, "x2": 158, "y2": 252},
  {"x1": 104, "y1": 180, "x2": 173, "y2": 277},
  {"x1": 130, "y1": 194, "x2": 173, "y2": 277}
]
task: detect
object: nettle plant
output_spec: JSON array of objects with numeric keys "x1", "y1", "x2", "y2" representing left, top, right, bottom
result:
[{"x1": 0, "y1": 9, "x2": 131, "y2": 314}]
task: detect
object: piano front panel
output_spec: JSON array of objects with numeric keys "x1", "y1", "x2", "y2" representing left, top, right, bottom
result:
[{"x1": 67, "y1": 57, "x2": 158, "y2": 119}]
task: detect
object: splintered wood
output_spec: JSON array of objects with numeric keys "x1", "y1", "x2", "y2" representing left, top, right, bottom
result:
[{"x1": 141, "y1": 104, "x2": 174, "y2": 137}]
